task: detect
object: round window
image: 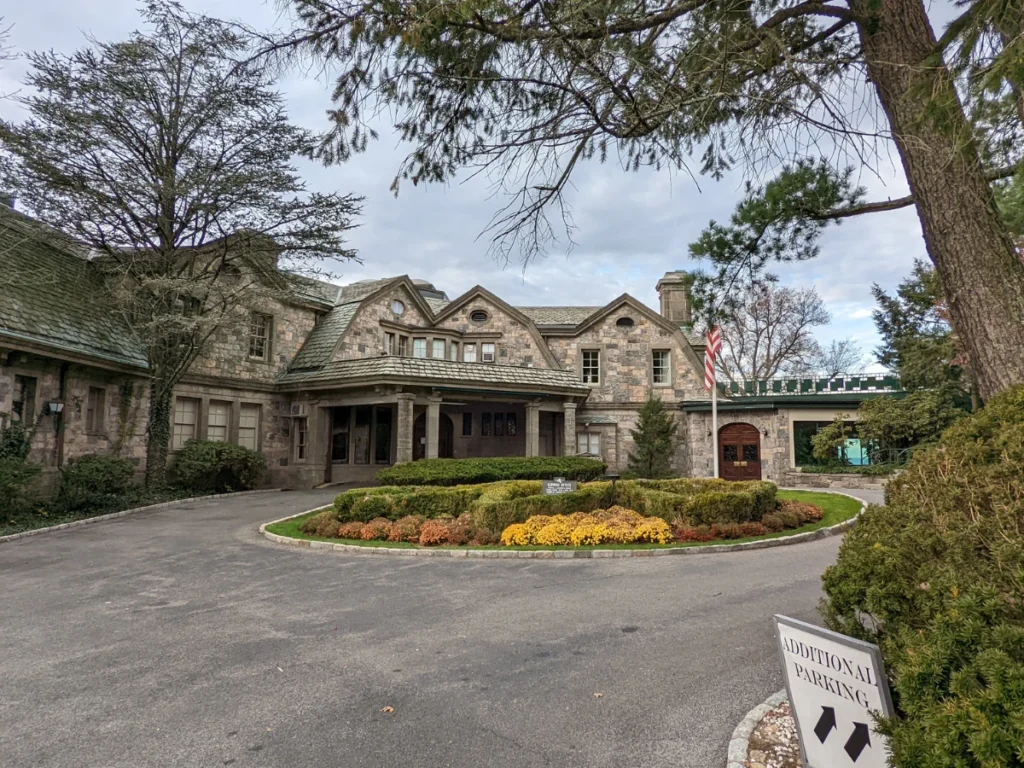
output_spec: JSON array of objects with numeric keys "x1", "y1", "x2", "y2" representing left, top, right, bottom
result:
[
  {"x1": 391, "y1": 299, "x2": 405, "y2": 316},
  {"x1": 616, "y1": 316, "x2": 635, "y2": 328},
  {"x1": 470, "y1": 309, "x2": 489, "y2": 323}
]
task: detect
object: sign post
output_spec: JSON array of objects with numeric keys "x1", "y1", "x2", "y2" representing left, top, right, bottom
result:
[{"x1": 774, "y1": 615, "x2": 894, "y2": 768}]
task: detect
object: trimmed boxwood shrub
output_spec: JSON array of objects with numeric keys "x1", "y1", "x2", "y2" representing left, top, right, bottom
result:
[
  {"x1": 173, "y1": 440, "x2": 266, "y2": 493},
  {"x1": 334, "y1": 485, "x2": 487, "y2": 522},
  {"x1": 821, "y1": 386, "x2": 1024, "y2": 768},
  {"x1": 376, "y1": 456, "x2": 606, "y2": 486},
  {"x1": 58, "y1": 454, "x2": 135, "y2": 512}
]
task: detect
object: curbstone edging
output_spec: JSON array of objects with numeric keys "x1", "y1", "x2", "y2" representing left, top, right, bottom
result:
[
  {"x1": 727, "y1": 689, "x2": 788, "y2": 768},
  {"x1": 257, "y1": 490, "x2": 868, "y2": 559},
  {"x1": 0, "y1": 489, "x2": 283, "y2": 545}
]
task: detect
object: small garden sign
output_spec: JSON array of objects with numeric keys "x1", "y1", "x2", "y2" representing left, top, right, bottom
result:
[
  {"x1": 774, "y1": 615, "x2": 894, "y2": 768},
  {"x1": 542, "y1": 477, "x2": 577, "y2": 495}
]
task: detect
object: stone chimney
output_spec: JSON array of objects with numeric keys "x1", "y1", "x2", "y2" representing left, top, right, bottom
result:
[{"x1": 656, "y1": 271, "x2": 693, "y2": 327}]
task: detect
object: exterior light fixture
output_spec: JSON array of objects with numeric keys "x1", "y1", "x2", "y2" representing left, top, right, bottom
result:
[
  {"x1": 47, "y1": 401, "x2": 65, "y2": 415},
  {"x1": 762, "y1": 427, "x2": 770, "y2": 437}
]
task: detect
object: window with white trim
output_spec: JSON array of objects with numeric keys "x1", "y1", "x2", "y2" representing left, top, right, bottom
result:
[
  {"x1": 172, "y1": 397, "x2": 200, "y2": 450},
  {"x1": 582, "y1": 350, "x2": 600, "y2": 384},
  {"x1": 206, "y1": 400, "x2": 231, "y2": 442},
  {"x1": 238, "y1": 403, "x2": 260, "y2": 451},
  {"x1": 481, "y1": 342, "x2": 496, "y2": 363},
  {"x1": 464, "y1": 343, "x2": 477, "y2": 363},
  {"x1": 652, "y1": 349, "x2": 671, "y2": 386},
  {"x1": 432, "y1": 339, "x2": 446, "y2": 359},
  {"x1": 450, "y1": 341, "x2": 460, "y2": 361},
  {"x1": 412, "y1": 338, "x2": 427, "y2": 358},
  {"x1": 248, "y1": 313, "x2": 271, "y2": 360},
  {"x1": 398, "y1": 336, "x2": 409, "y2": 357},
  {"x1": 577, "y1": 432, "x2": 601, "y2": 457},
  {"x1": 385, "y1": 332, "x2": 396, "y2": 355}
]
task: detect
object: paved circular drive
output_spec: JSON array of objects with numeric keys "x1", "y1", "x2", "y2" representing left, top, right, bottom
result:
[{"x1": 0, "y1": 487, "x2": 882, "y2": 768}]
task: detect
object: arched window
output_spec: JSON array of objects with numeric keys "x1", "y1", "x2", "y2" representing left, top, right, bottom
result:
[{"x1": 616, "y1": 316, "x2": 635, "y2": 328}]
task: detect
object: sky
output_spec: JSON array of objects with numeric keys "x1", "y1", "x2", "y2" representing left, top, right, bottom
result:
[{"x1": 0, "y1": 1, "x2": 955, "y2": 372}]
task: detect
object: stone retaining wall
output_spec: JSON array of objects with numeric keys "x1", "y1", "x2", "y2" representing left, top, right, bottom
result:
[{"x1": 781, "y1": 470, "x2": 891, "y2": 491}]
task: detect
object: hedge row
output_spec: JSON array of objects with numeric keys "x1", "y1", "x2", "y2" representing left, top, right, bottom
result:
[
  {"x1": 375, "y1": 456, "x2": 607, "y2": 486},
  {"x1": 333, "y1": 478, "x2": 778, "y2": 533}
]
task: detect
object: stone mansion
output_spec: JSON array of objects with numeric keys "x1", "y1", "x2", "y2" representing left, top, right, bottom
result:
[{"x1": 0, "y1": 204, "x2": 900, "y2": 488}]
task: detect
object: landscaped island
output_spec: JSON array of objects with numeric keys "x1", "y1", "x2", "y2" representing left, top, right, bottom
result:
[{"x1": 268, "y1": 476, "x2": 861, "y2": 550}]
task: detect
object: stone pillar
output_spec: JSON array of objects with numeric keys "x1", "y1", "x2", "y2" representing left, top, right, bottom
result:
[
  {"x1": 425, "y1": 396, "x2": 442, "y2": 460},
  {"x1": 525, "y1": 403, "x2": 540, "y2": 457},
  {"x1": 396, "y1": 394, "x2": 415, "y2": 464},
  {"x1": 563, "y1": 401, "x2": 577, "y2": 456}
]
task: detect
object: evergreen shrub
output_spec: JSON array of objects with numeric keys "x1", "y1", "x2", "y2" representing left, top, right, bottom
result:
[
  {"x1": 376, "y1": 456, "x2": 606, "y2": 486},
  {"x1": 173, "y1": 440, "x2": 266, "y2": 493},
  {"x1": 58, "y1": 454, "x2": 135, "y2": 512},
  {"x1": 821, "y1": 386, "x2": 1024, "y2": 768}
]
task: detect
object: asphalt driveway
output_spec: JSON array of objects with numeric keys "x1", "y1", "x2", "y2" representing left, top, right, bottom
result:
[{"x1": 0, "y1": 487, "x2": 881, "y2": 768}]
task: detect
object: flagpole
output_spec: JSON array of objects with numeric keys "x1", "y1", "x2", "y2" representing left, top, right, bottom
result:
[{"x1": 712, "y1": 373, "x2": 719, "y2": 479}]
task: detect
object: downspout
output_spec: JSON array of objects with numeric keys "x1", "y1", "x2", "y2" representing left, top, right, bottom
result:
[{"x1": 55, "y1": 362, "x2": 69, "y2": 468}]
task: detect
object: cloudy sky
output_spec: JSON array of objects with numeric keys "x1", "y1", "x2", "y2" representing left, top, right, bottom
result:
[{"x1": 1, "y1": 1, "x2": 952, "y2": 371}]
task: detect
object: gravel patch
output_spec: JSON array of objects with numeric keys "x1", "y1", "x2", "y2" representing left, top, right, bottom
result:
[{"x1": 744, "y1": 699, "x2": 800, "y2": 768}]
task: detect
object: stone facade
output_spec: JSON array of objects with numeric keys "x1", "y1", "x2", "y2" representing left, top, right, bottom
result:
[{"x1": 2, "y1": 218, "x2": 887, "y2": 490}]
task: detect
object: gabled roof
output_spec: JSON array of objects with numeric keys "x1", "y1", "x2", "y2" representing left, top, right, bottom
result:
[
  {"x1": 0, "y1": 207, "x2": 148, "y2": 369},
  {"x1": 432, "y1": 285, "x2": 560, "y2": 369},
  {"x1": 278, "y1": 356, "x2": 591, "y2": 395},
  {"x1": 288, "y1": 276, "x2": 437, "y2": 370}
]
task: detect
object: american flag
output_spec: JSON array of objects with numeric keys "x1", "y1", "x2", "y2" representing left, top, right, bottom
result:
[{"x1": 704, "y1": 326, "x2": 722, "y2": 391}]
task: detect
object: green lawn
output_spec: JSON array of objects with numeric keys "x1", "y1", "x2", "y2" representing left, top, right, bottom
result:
[{"x1": 264, "y1": 489, "x2": 863, "y2": 551}]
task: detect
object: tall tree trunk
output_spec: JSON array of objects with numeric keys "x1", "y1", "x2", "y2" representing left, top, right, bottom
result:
[
  {"x1": 851, "y1": 0, "x2": 1024, "y2": 400},
  {"x1": 145, "y1": 379, "x2": 173, "y2": 487}
]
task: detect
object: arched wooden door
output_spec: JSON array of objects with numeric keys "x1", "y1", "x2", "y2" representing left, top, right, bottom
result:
[
  {"x1": 718, "y1": 423, "x2": 762, "y2": 481},
  {"x1": 413, "y1": 413, "x2": 454, "y2": 460}
]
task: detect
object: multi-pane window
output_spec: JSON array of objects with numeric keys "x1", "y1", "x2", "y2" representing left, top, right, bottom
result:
[
  {"x1": 577, "y1": 432, "x2": 601, "y2": 456},
  {"x1": 12, "y1": 375, "x2": 36, "y2": 424},
  {"x1": 86, "y1": 387, "x2": 106, "y2": 433},
  {"x1": 506, "y1": 413, "x2": 517, "y2": 436},
  {"x1": 481, "y1": 411, "x2": 492, "y2": 436},
  {"x1": 294, "y1": 417, "x2": 308, "y2": 460},
  {"x1": 481, "y1": 343, "x2": 496, "y2": 363},
  {"x1": 385, "y1": 332, "x2": 396, "y2": 355},
  {"x1": 582, "y1": 350, "x2": 601, "y2": 384},
  {"x1": 412, "y1": 338, "x2": 427, "y2": 358},
  {"x1": 207, "y1": 400, "x2": 231, "y2": 442},
  {"x1": 249, "y1": 313, "x2": 271, "y2": 360},
  {"x1": 398, "y1": 336, "x2": 409, "y2": 357},
  {"x1": 375, "y1": 407, "x2": 392, "y2": 464},
  {"x1": 494, "y1": 412, "x2": 505, "y2": 437},
  {"x1": 238, "y1": 404, "x2": 260, "y2": 450},
  {"x1": 432, "y1": 339, "x2": 446, "y2": 359},
  {"x1": 450, "y1": 342, "x2": 460, "y2": 361},
  {"x1": 652, "y1": 349, "x2": 671, "y2": 385},
  {"x1": 332, "y1": 407, "x2": 350, "y2": 462},
  {"x1": 172, "y1": 397, "x2": 199, "y2": 450},
  {"x1": 462, "y1": 412, "x2": 472, "y2": 436},
  {"x1": 464, "y1": 343, "x2": 477, "y2": 363}
]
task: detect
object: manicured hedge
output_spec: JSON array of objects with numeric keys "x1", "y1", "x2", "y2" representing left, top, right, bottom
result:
[
  {"x1": 333, "y1": 477, "x2": 778, "y2": 533},
  {"x1": 376, "y1": 456, "x2": 607, "y2": 486}
]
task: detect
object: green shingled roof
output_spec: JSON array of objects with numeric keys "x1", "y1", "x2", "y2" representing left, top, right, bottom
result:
[
  {"x1": 278, "y1": 356, "x2": 591, "y2": 393},
  {"x1": 517, "y1": 306, "x2": 603, "y2": 326},
  {"x1": 0, "y1": 208, "x2": 148, "y2": 368},
  {"x1": 289, "y1": 302, "x2": 361, "y2": 369}
]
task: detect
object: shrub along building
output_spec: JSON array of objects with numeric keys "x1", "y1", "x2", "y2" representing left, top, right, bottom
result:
[{"x1": 0, "y1": 204, "x2": 901, "y2": 488}]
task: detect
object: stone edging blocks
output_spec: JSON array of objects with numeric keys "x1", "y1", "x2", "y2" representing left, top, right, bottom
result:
[
  {"x1": 258, "y1": 490, "x2": 866, "y2": 559},
  {"x1": 0, "y1": 489, "x2": 283, "y2": 545},
  {"x1": 726, "y1": 689, "x2": 788, "y2": 768}
]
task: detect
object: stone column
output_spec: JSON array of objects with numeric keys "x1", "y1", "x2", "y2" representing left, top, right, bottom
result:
[
  {"x1": 525, "y1": 403, "x2": 540, "y2": 457},
  {"x1": 396, "y1": 394, "x2": 415, "y2": 464},
  {"x1": 563, "y1": 401, "x2": 577, "y2": 456},
  {"x1": 425, "y1": 396, "x2": 442, "y2": 460}
]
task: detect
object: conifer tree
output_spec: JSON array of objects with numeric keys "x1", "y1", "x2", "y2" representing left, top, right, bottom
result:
[{"x1": 627, "y1": 393, "x2": 678, "y2": 479}]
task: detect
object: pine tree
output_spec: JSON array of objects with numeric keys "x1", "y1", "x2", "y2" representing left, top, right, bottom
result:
[{"x1": 627, "y1": 393, "x2": 679, "y2": 479}]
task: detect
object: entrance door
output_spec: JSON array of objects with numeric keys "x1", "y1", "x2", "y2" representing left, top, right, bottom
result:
[
  {"x1": 413, "y1": 413, "x2": 454, "y2": 460},
  {"x1": 719, "y1": 423, "x2": 762, "y2": 481}
]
